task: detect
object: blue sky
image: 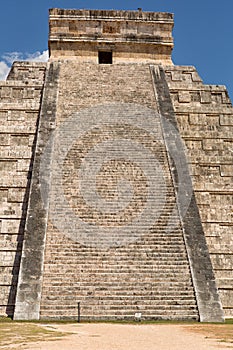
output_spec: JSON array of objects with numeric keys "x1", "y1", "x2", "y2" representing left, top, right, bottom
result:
[{"x1": 0, "y1": 0, "x2": 232, "y2": 101}]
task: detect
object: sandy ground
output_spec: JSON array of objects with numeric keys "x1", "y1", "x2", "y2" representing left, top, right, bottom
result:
[{"x1": 16, "y1": 323, "x2": 232, "y2": 350}]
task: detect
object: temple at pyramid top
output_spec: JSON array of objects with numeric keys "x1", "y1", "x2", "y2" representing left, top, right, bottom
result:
[{"x1": 49, "y1": 8, "x2": 174, "y2": 64}]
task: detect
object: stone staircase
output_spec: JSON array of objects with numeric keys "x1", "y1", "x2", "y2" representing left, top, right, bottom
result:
[
  {"x1": 40, "y1": 226, "x2": 198, "y2": 320},
  {"x1": 38, "y1": 63, "x2": 199, "y2": 320}
]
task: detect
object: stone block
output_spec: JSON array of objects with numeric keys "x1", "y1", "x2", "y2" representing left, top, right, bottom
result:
[
  {"x1": 8, "y1": 188, "x2": 25, "y2": 203},
  {"x1": 185, "y1": 140, "x2": 202, "y2": 150},
  {"x1": 0, "y1": 120, "x2": 38, "y2": 134},
  {"x1": 1, "y1": 174, "x2": 28, "y2": 187},
  {"x1": 0, "y1": 189, "x2": 8, "y2": 203},
  {"x1": 0, "y1": 145, "x2": 32, "y2": 159},
  {"x1": 0, "y1": 251, "x2": 18, "y2": 267},
  {"x1": 0, "y1": 202, "x2": 24, "y2": 218},
  {"x1": 202, "y1": 139, "x2": 221, "y2": 151},
  {"x1": 24, "y1": 88, "x2": 34, "y2": 99},
  {"x1": 7, "y1": 111, "x2": 25, "y2": 121},
  {"x1": 0, "y1": 111, "x2": 7, "y2": 119},
  {"x1": 0, "y1": 160, "x2": 17, "y2": 172},
  {"x1": 0, "y1": 285, "x2": 17, "y2": 304},
  {"x1": 28, "y1": 134, "x2": 35, "y2": 146},
  {"x1": 0, "y1": 266, "x2": 17, "y2": 284},
  {"x1": 17, "y1": 159, "x2": 31, "y2": 172},
  {"x1": 200, "y1": 91, "x2": 211, "y2": 103},
  {"x1": 211, "y1": 254, "x2": 233, "y2": 270},
  {"x1": 171, "y1": 71, "x2": 183, "y2": 81},
  {"x1": 206, "y1": 236, "x2": 233, "y2": 254},
  {"x1": 12, "y1": 88, "x2": 23, "y2": 99},
  {"x1": 219, "y1": 290, "x2": 233, "y2": 309},
  {"x1": 188, "y1": 113, "x2": 206, "y2": 125},
  {"x1": 0, "y1": 234, "x2": 22, "y2": 251},
  {"x1": 224, "y1": 309, "x2": 233, "y2": 318},
  {"x1": 220, "y1": 165, "x2": 233, "y2": 177},
  {"x1": 219, "y1": 114, "x2": 233, "y2": 126},
  {"x1": 1, "y1": 219, "x2": 22, "y2": 234},
  {"x1": 178, "y1": 91, "x2": 191, "y2": 103},
  {"x1": 195, "y1": 191, "x2": 210, "y2": 205},
  {"x1": 10, "y1": 135, "x2": 29, "y2": 146},
  {"x1": 191, "y1": 71, "x2": 202, "y2": 82},
  {"x1": 176, "y1": 114, "x2": 190, "y2": 129},
  {"x1": 0, "y1": 134, "x2": 10, "y2": 146},
  {"x1": 211, "y1": 92, "x2": 223, "y2": 104},
  {"x1": 0, "y1": 87, "x2": 12, "y2": 98}
]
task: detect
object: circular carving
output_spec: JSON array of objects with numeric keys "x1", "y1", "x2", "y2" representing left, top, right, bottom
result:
[{"x1": 40, "y1": 103, "x2": 192, "y2": 248}]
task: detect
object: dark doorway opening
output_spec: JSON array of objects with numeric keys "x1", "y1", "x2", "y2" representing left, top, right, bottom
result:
[{"x1": 98, "y1": 51, "x2": 113, "y2": 64}]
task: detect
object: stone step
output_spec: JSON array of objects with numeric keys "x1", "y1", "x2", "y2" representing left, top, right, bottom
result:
[
  {"x1": 48, "y1": 248, "x2": 187, "y2": 254},
  {"x1": 41, "y1": 283, "x2": 194, "y2": 292},
  {"x1": 43, "y1": 298, "x2": 197, "y2": 306},
  {"x1": 42, "y1": 292, "x2": 196, "y2": 301},
  {"x1": 42, "y1": 271, "x2": 191, "y2": 278},
  {"x1": 44, "y1": 267, "x2": 191, "y2": 276},
  {"x1": 45, "y1": 293, "x2": 196, "y2": 300},
  {"x1": 42, "y1": 283, "x2": 195, "y2": 291},
  {"x1": 45, "y1": 244, "x2": 187, "y2": 251},
  {"x1": 41, "y1": 289, "x2": 196, "y2": 297},
  {"x1": 45, "y1": 242, "x2": 187, "y2": 248},
  {"x1": 47, "y1": 230, "x2": 185, "y2": 238},
  {"x1": 45, "y1": 259, "x2": 190, "y2": 265},
  {"x1": 50, "y1": 241, "x2": 186, "y2": 247},
  {"x1": 41, "y1": 306, "x2": 198, "y2": 317},
  {"x1": 43, "y1": 271, "x2": 191, "y2": 278},
  {"x1": 40, "y1": 313, "x2": 199, "y2": 321},
  {"x1": 46, "y1": 256, "x2": 189, "y2": 262},
  {"x1": 48, "y1": 250, "x2": 188, "y2": 256},
  {"x1": 41, "y1": 271, "x2": 192, "y2": 278},
  {"x1": 99, "y1": 304, "x2": 198, "y2": 311},
  {"x1": 40, "y1": 307, "x2": 198, "y2": 317},
  {"x1": 45, "y1": 262, "x2": 189, "y2": 268},
  {"x1": 43, "y1": 264, "x2": 191, "y2": 274},
  {"x1": 47, "y1": 234, "x2": 185, "y2": 241},
  {"x1": 75, "y1": 303, "x2": 197, "y2": 310},
  {"x1": 42, "y1": 281, "x2": 193, "y2": 288}
]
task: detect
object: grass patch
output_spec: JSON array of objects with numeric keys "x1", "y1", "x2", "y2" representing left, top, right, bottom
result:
[
  {"x1": 0, "y1": 321, "x2": 67, "y2": 348},
  {"x1": 226, "y1": 318, "x2": 233, "y2": 324},
  {"x1": 0, "y1": 316, "x2": 13, "y2": 323},
  {"x1": 184, "y1": 323, "x2": 233, "y2": 345}
]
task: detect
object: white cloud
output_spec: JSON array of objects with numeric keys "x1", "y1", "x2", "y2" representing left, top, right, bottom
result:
[
  {"x1": 0, "y1": 61, "x2": 10, "y2": 80},
  {"x1": 27, "y1": 50, "x2": 49, "y2": 62},
  {"x1": 0, "y1": 50, "x2": 49, "y2": 81},
  {"x1": 3, "y1": 50, "x2": 49, "y2": 64},
  {"x1": 2, "y1": 52, "x2": 23, "y2": 65}
]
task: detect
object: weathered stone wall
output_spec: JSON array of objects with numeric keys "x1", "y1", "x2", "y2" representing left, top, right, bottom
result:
[
  {"x1": 49, "y1": 9, "x2": 173, "y2": 64},
  {"x1": 0, "y1": 62, "x2": 46, "y2": 316},
  {"x1": 165, "y1": 65, "x2": 233, "y2": 317},
  {"x1": 7, "y1": 62, "x2": 46, "y2": 82}
]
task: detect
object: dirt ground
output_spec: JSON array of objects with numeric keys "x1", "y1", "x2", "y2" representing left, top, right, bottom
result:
[{"x1": 6, "y1": 323, "x2": 232, "y2": 350}]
